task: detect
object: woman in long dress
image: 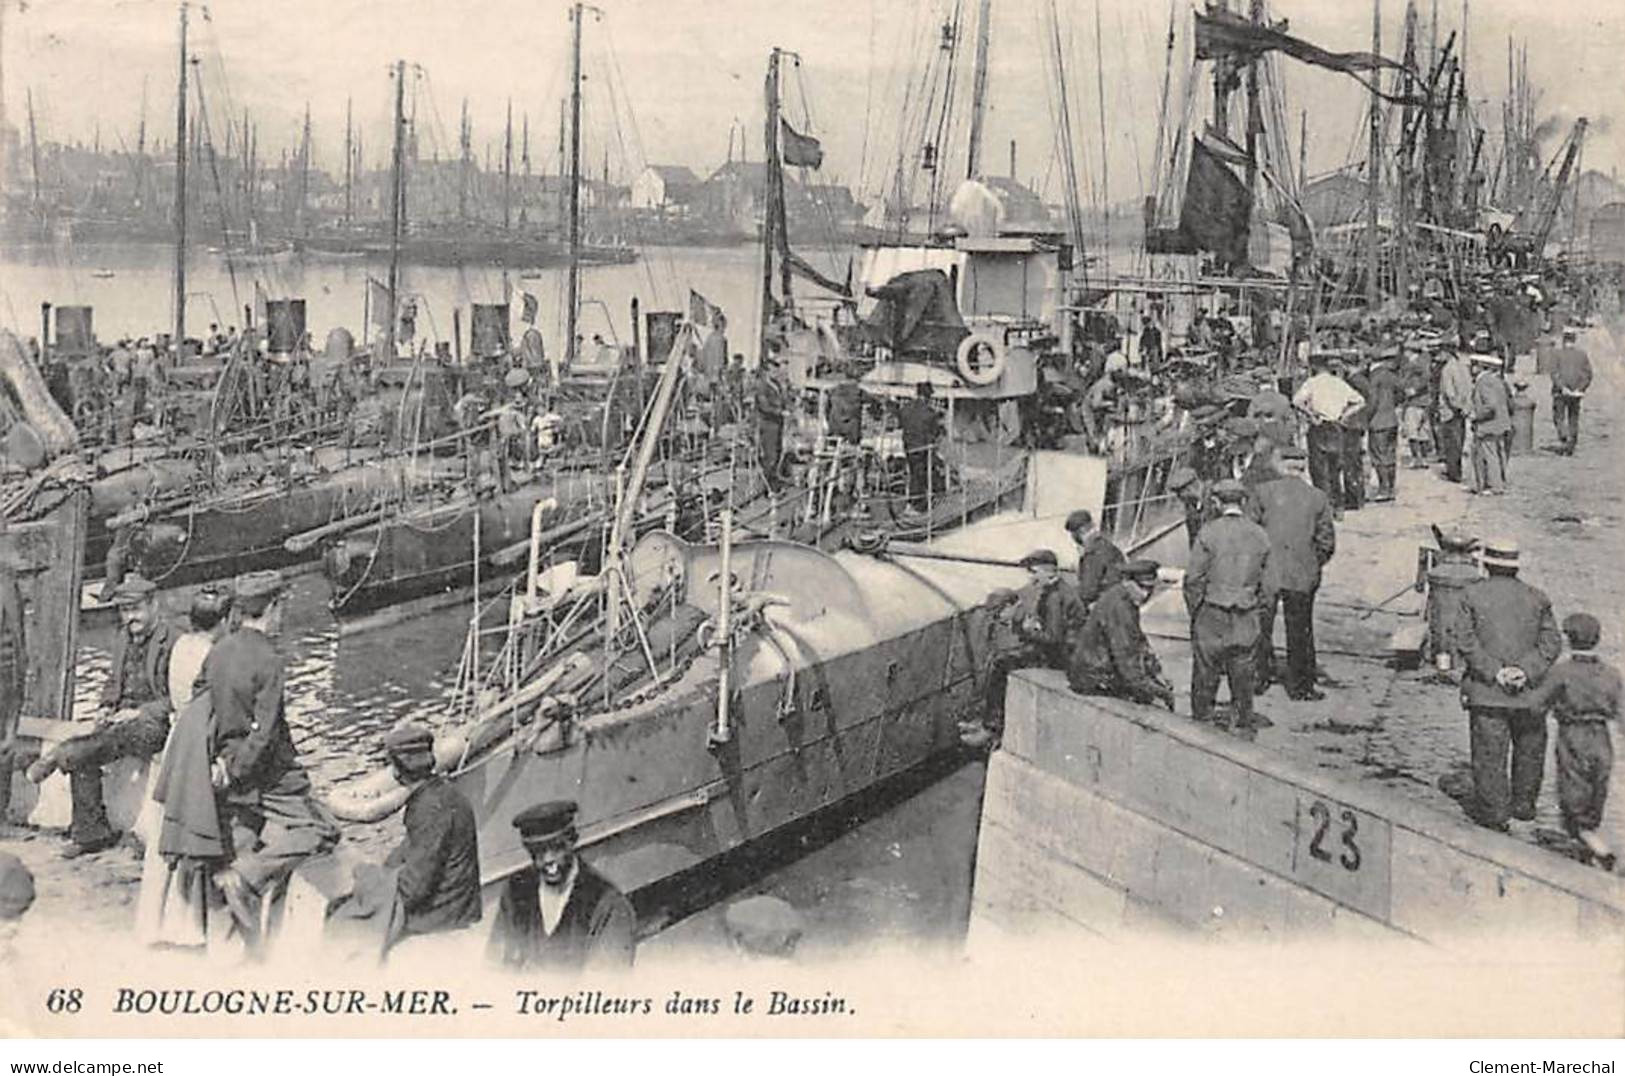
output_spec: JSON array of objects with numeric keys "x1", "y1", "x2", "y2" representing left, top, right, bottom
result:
[{"x1": 134, "y1": 587, "x2": 232, "y2": 948}]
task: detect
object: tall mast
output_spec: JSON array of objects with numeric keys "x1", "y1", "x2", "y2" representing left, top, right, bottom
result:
[
  {"x1": 1365, "y1": 0, "x2": 1381, "y2": 310},
  {"x1": 136, "y1": 78, "x2": 149, "y2": 206},
  {"x1": 1212, "y1": 0, "x2": 1233, "y2": 139},
  {"x1": 1244, "y1": 0, "x2": 1263, "y2": 196},
  {"x1": 522, "y1": 112, "x2": 530, "y2": 178},
  {"x1": 0, "y1": 2, "x2": 6, "y2": 196},
  {"x1": 759, "y1": 47, "x2": 782, "y2": 361},
  {"x1": 1397, "y1": 1, "x2": 1417, "y2": 301},
  {"x1": 1094, "y1": 0, "x2": 1111, "y2": 234},
  {"x1": 25, "y1": 88, "x2": 38, "y2": 208},
  {"x1": 299, "y1": 101, "x2": 311, "y2": 236},
  {"x1": 173, "y1": 1, "x2": 189, "y2": 358},
  {"x1": 565, "y1": 2, "x2": 583, "y2": 367},
  {"x1": 459, "y1": 97, "x2": 470, "y2": 222},
  {"x1": 503, "y1": 97, "x2": 513, "y2": 231},
  {"x1": 964, "y1": 0, "x2": 992, "y2": 179},
  {"x1": 385, "y1": 59, "x2": 406, "y2": 361},
  {"x1": 343, "y1": 96, "x2": 353, "y2": 224}
]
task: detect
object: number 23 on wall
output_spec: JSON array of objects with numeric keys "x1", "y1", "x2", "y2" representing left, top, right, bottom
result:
[{"x1": 1307, "y1": 798, "x2": 1362, "y2": 872}]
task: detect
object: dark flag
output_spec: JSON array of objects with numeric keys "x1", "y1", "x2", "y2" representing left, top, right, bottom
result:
[
  {"x1": 780, "y1": 120, "x2": 824, "y2": 169},
  {"x1": 1194, "y1": 9, "x2": 1431, "y2": 106},
  {"x1": 520, "y1": 291, "x2": 539, "y2": 325},
  {"x1": 688, "y1": 289, "x2": 722, "y2": 328}
]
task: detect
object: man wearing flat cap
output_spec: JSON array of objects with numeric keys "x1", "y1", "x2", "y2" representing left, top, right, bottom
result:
[
  {"x1": 379, "y1": 724, "x2": 481, "y2": 953},
  {"x1": 1185, "y1": 480, "x2": 1273, "y2": 730},
  {"x1": 1449, "y1": 538, "x2": 1562, "y2": 835},
  {"x1": 205, "y1": 571, "x2": 338, "y2": 931},
  {"x1": 1364, "y1": 349, "x2": 1402, "y2": 502},
  {"x1": 1167, "y1": 465, "x2": 1212, "y2": 550},
  {"x1": 1549, "y1": 326, "x2": 1593, "y2": 455},
  {"x1": 1248, "y1": 447, "x2": 1335, "y2": 701},
  {"x1": 26, "y1": 575, "x2": 175, "y2": 856},
  {"x1": 1469, "y1": 352, "x2": 1511, "y2": 494},
  {"x1": 1011, "y1": 549, "x2": 1087, "y2": 671},
  {"x1": 1067, "y1": 558, "x2": 1174, "y2": 710},
  {"x1": 1066, "y1": 509, "x2": 1123, "y2": 609},
  {"x1": 487, "y1": 800, "x2": 635, "y2": 971}
]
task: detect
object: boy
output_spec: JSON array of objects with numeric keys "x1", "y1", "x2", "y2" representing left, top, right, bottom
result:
[{"x1": 1525, "y1": 613, "x2": 1621, "y2": 869}]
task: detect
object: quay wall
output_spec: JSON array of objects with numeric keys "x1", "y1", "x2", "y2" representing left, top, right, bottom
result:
[{"x1": 969, "y1": 669, "x2": 1625, "y2": 954}]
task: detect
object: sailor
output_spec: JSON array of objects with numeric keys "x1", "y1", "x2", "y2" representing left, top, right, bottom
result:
[
  {"x1": 1449, "y1": 538, "x2": 1562, "y2": 835},
  {"x1": 1469, "y1": 352, "x2": 1511, "y2": 495},
  {"x1": 379, "y1": 724, "x2": 482, "y2": 954},
  {"x1": 1399, "y1": 344, "x2": 1435, "y2": 468},
  {"x1": 897, "y1": 381, "x2": 943, "y2": 514},
  {"x1": 492, "y1": 367, "x2": 534, "y2": 488},
  {"x1": 1364, "y1": 346, "x2": 1402, "y2": 502},
  {"x1": 25, "y1": 576, "x2": 175, "y2": 857},
  {"x1": 1436, "y1": 346, "x2": 1475, "y2": 483},
  {"x1": 1066, "y1": 558, "x2": 1175, "y2": 709},
  {"x1": 486, "y1": 800, "x2": 636, "y2": 972},
  {"x1": 207, "y1": 571, "x2": 339, "y2": 934},
  {"x1": 1067, "y1": 509, "x2": 1124, "y2": 608},
  {"x1": 1549, "y1": 326, "x2": 1593, "y2": 455},
  {"x1": 1139, "y1": 316, "x2": 1163, "y2": 371},
  {"x1": 1011, "y1": 549, "x2": 1087, "y2": 671},
  {"x1": 1184, "y1": 479, "x2": 1273, "y2": 730},
  {"x1": 1248, "y1": 446, "x2": 1335, "y2": 701},
  {"x1": 755, "y1": 344, "x2": 790, "y2": 490},
  {"x1": 1292, "y1": 353, "x2": 1363, "y2": 517}
]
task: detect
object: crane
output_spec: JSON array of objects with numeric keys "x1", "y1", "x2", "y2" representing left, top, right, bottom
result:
[{"x1": 1488, "y1": 117, "x2": 1588, "y2": 268}]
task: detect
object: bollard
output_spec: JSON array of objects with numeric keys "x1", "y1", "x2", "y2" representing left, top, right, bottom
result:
[{"x1": 1426, "y1": 560, "x2": 1482, "y2": 671}]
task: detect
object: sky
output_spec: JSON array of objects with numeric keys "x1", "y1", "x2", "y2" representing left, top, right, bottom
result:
[{"x1": 2, "y1": 0, "x2": 1622, "y2": 208}]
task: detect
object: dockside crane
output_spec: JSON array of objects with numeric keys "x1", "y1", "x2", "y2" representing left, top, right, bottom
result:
[{"x1": 1489, "y1": 116, "x2": 1587, "y2": 268}]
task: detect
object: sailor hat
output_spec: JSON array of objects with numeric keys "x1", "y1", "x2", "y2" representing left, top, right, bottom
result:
[
  {"x1": 1018, "y1": 549, "x2": 1059, "y2": 569},
  {"x1": 513, "y1": 800, "x2": 579, "y2": 846}
]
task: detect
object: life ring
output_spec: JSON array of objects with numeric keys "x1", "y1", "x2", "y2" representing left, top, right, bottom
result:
[{"x1": 956, "y1": 332, "x2": 1006, "y2": 386}]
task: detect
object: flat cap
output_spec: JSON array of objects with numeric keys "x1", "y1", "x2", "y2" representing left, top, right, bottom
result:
[
  {"x1": 1167, "y1": 466, "x2": 1199, "y2": 493},
  {"x1": 0, "y1": 851, "x2": 34, "y2": 920},
  {"x1": 984, "y1": 587, "x2": 1020, "y2": 609},
  {"x1": 1211, "y1": 478, "x2": 1247, "y2": 502},
  {"x1": 723, "y1": 896, "x2": 805, "y2": 958},
  {"x1": 504, "y1": 367, "x2": 532, "y2": 389},
  {"x1": 234, "y1": 569, "x2": 285, "y2": 600},
  {"x1": 1123, "y1": 558, "x2": 1160, "y2": 583},
  {"x1": 1064, "y1": 509, "x2": 1095, "y2": 533},
  {"x1": 1225, "y1": 416, "x2": 1260, "y2": 439},
  {"x1": 1562, "y1": 613, "x2": 1601, "y2": 649},
  {"x1": 513, "y1": 799, "x2": 579, "y2": 845},
  {"x1": 111, "y1": 575, "x2": 157, "y2": 606},
  {"x1": 1018, "y1": 549, "x2": 1058, "y2": 569},
  {"x1": 384, "y1": 723, "x2": 436, "y2": 758}
]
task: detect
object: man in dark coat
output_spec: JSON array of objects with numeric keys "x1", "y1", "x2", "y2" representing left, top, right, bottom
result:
[
  {"x1": 1549, "y1": 326, "x2": 1593, "y2": 455},
  {"x1": 1168, "y1": 466, "x2": 1212, "y2": 550},
  {"x1": 1339, "y1": 357, "x2": 1372, "y2": 510},
  {"x1": 487, "y1": 800, "x2": 635, "y2": 972},
  {"x1": 898, "y1": 382, "x2": 943, "y2": 513},
  {"x1": 1067, "y1": 559, "x2": 1174, "y2": 709},
  {"x1": 1248, "y1": 448, "x2": 1336, "y2": 700},
  {"x1": 26, "y1": 576, "x2": 175, "y2": 856},
  {"x1": 1450, "y1": 539, "x2": 1563, "y2": 835},
  {"x1": 1011, "y1": 549, "x2": 1087, "y2": 671},
  {"x1": 1185, "y1": 480, "x2": 1273, "y2": 730},
  {"x1": 825, "y1": 365, "x2": 864, "y2": 446},
  {"x1": 1067, "y1": 509, "x2": 1124, "y2": 608},
  {"x1": 755, "y1": 347, "x2": 790, "y2": 489},
  {"x1": 381, "y1": 725, "x2": 481, "y2": 949},
  {"x1": 0, "y1": 522, "x2": 25, "y2": 827},
  {"x1": 1364, "y1": 349, "x2": 1402, "y2": 501},
  {"x1": 207, "y1": 571, "x2": 338, "y2": 933}
]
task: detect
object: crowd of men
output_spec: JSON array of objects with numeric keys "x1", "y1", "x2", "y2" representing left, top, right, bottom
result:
[
  {"x1": 970, "y1": 263, "x2": 1619, "y2": 866},
  {"x1": 1, "y1": 566, "x2": 636, "y2": 968}
]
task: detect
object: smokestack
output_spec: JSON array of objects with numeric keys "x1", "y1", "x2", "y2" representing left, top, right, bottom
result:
[{"x1": 1009, "y1": 139, "x2": 1016, "y2": 180}]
